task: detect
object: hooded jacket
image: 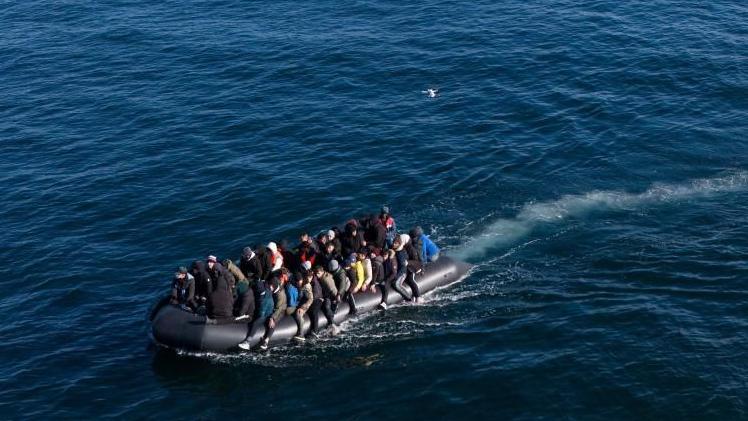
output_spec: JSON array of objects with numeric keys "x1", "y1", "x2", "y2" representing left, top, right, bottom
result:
[
  {"x1": 170, "y1": 273, "x2": 196, "y2": 308},
  {"x1": 207, "y1": 274, "x2": 233, "y2": 319},
  {"x1": 419, "y1": 234, "x2": 440, "y2": 262},
  {"x1": 365, "y1": 218, "x2": 387, "y2": 250},
  {"x1": 381, "y1": 214, "x2": 397, "y2": 244},
  {"x1": 401, "y1": 234, "x2": 423, "y2": 273},
  {"x1": 341, "y1": 225, "x2": 365, "y2": 257},
  {"x1": 191, "y1": 260, "x2": 212, "y2": 298},
  {"x1": 240, "y1": 251, "x2": 264, "y2": 281}
]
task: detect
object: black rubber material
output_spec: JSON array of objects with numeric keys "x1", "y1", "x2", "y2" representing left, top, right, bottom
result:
[{"x1": 150, "y1": 255, "x2": 472, "y2": 352}]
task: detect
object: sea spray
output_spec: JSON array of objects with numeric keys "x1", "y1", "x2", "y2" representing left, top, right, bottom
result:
[{"x1": 454, "y1": 171, "x2": 748, "y2": 260}]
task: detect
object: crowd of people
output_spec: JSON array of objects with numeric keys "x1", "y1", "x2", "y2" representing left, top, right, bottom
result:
[{"x1": 167, "y1": 206, "x2": 440, "y2": 350}]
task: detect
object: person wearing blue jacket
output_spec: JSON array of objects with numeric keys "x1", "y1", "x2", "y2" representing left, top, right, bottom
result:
[
  {"x1": 410, "y1": 226, "x2": 440, "y2": 262},
  {"x1": 238, "y1": 271, "x2": 282, "y2": 351}
]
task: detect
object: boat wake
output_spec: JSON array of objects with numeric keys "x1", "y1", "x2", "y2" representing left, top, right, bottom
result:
[{"x1": 453, "y1": 170, "x2": 748, "y2": 261}]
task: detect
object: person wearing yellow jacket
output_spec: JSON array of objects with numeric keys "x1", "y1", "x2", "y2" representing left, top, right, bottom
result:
[{"x1": 345, "y1": 253, "x2": 366, "y2": 293}]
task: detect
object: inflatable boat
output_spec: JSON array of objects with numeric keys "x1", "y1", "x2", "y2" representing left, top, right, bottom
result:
[{"x1": 150, "y1": 255, "x2": 472, "y2": 352}]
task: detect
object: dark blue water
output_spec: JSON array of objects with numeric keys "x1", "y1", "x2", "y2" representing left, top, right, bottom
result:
[{"x1": 2, "y1": 0, "x2": 748, "y2": 418}]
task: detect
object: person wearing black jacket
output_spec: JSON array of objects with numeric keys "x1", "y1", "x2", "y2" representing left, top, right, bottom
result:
[
  {"x1": 190, "y1": 259, "x2": 212, "y2": 305},
  {"x1": 365, "y1": 215, "x2": 387, "y2": 251},
  {"x1": 340, "y1": 222, "x2": 365, "y2": 257},
  {"x1": 240, "y1": 246, "x2": 264, "y2": 281},
  {"x1": 207, "y1": 268, "x2": 234, "y2": 319},
  {"x1": 378, "y1": 249, "x2": 398, "y2": 309},
  {"x1": 401, "y1": 234, "x2": 423, "y2": 302},
  {"x1": 206, "y1": 255, "x2": 233, "y2": 292},
  {"x1": 318, "y1": 241, "x2": 342, "y2": 270},
  {"x1": 306, "y1": 270, "x2": 325, "y2": 338}
]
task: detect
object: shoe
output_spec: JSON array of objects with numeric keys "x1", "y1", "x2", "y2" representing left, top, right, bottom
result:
[
  {"x1": 378, "y1": 302, "x2": 388, "y2": 310},
  {"x1": 293, "y1": 335, "x2": 306, "y2": 342},
  {"x1": 234, "y1": 315, "x2": 250, "y2": 321},
  {"x1": 413, "y1": 297, "x2": 421, "y2": 304},
  {"x1": 330, "y1": 325, "x2": 341, "y2": 336},
  {"x1": 238, "y1": 340, "x2": 251, "y2": 351},
  {"x1": 310, "y1": 331, "x2": 321, "y2": 339},
  {"x1": 260, "y1": 338, "x2": 269, "y2": 350}
]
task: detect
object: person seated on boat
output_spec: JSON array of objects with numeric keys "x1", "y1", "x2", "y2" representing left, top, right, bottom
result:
[
  {"x1": 280, "y1": 239, "x2": 299, "y2": 272},
  {"x1": 238, "y1": 269, "x2": 284, "y2": 351},
  {"x1": 345, "y1": 253, "x2": 366, "y2": 295},
  {"x1": 378, "y1": 249, "x2": 399, "y2": 309},
  {"x1": 170, "y1": 266, "x2": 196, "y2": 310},
  {"x1": 206, "y1": 255, "x2": 232, "y2": 290},
  {"x1": 368, "y1": 248, "x2": 385, "y2": 293},
  {"x1": 318, "y1": 241, "x2": 342, "y2": 271},
  {"x1": 313, "y1": 264, "x2": 339, "y2": 334},
  {"x1": 240, "y1": 246, "x2": 264, "y2": 281},
  {"x1": 190, "y1": 259, "x2": 211, "y2": 306},
  {"x1": 234, "y1": 276, "x2": 255, "y2": 320},
  {"x1": 364, "y1": 213, "x2": 387, "y2": 252},
  {"x1": 392, "y1": 234, "x2": 422, "y2": 303},
  {"x1": 409, "y1": 226, "x2": 440, "y2": 263},
  {"x1": 266, "y1": 242, "x2": 284, "y2": 273},
  {"x1": 379, "y1": 206, "x2": 397, "y2": 249},
  {"x1": 356, "y1": 248, "x2": 374, "y2": 293},
  {"x1": 340, "y1": 222, "x2": 365, "y2": 257},
  {"x1": 327, "y1": 229, "x2": 342, "y2": 255},
  {"x1": 297, "y1": 232, "x2": 318, "y2": 268},
  {"x1": 260, "y1": 269, "x2": 292, "y2": 349},
  {"x1": 328, "y1": 259, "x2": 353, "y2": 314},
  {"x1": 207, "y1": 264, "x2": 234, "y2": 320},
  {"x1": 254, "y1": 245, "x2": 273, "y2": 280},
  {"x1": 293, "y1": 268, "x2": 315, "y2": 342}
]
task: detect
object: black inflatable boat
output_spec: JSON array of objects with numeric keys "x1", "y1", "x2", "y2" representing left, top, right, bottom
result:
[{"x1": 150, "y1": 255, "x2": 472, "y2": 352}]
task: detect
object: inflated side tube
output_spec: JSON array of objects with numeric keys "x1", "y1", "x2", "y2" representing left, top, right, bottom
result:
[{"x1": 151, "y1": 255, "x2": 472, "y2": 352}]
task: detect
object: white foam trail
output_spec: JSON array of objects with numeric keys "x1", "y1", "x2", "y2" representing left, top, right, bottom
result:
[{"x1": 454, "y1": 171, "x2": 748, "y2": 260}]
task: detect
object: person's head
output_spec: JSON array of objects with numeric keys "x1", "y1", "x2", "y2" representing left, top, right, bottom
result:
[
  {"x1": 381, "y1": 205, "x2": 390, "y2": 217},
  {"x1": 303, "y1": 270, "x2": 314, "y2": 283},
  {"x1": 410, "y1": 226, "x2": 423, "y2": 238},
  {"x1": 207, "y1": 255, "x2": 217, "y2": 269},
  {"x1": 328, "y1": 259, "x2": 340, "y2": 273},
  {"x1": 316, "y1": 232, "x2": 327, "y2": 244},
  {"x1": 325, "y1": 242, "x2": 335, "y2": 253},
  {"x1": 269, "y1": 277, "x2": 282, "y2": 293},
  {"x1": 267, "y1": 242, "x2": 278, "y2": 254},
  {"x1": 300, "y1": 232, "x2": 311, "y2": 244},
  {"x1": 327, "y1": 229, "x2": 336, "y2": 241},
  {"x1": 345, "y1": 222, "x2": 357, "y2": 235},
  {"x1": 292, "y1": 271, "x2": 303, "y2": 287},
  {"x1": 279, "y1": 268, "x2": 290, "y2": 283},
  {"x1": 313, "y1": 265, "x2": 325, "y2": 278},
  {"x1": 242, "y1": 246, "x2": 253, "y2": 258},
  {"x1": 357, "y1": 248, "x2": 369, "y2": 261}
]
